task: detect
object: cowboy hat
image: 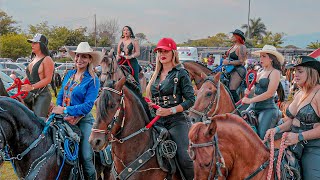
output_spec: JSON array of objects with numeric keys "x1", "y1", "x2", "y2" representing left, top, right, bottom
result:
[
  {"x1": 252, "y1": 45, "x2": 285, "y2": 65},
  {"x1": 230, "y1": 29, "x2": 245, "y2": 41},
  {"x1": 293, "y1": 55, "x2": 320, "y2": 75},
  {"x1": 67, "y1": 42, "x2": 103, "y2": 67}
]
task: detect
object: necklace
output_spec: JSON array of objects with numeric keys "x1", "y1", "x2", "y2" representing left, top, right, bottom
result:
[{"x1": 62, "y1": 72, "x2": 84, "y2": 107}]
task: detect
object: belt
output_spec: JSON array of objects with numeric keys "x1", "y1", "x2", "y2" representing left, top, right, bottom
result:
[
  {"x1": 292, "y1": 118, "x2": 320, "y2": 130},
  {"x1": 152, "y1": 95, "x2": 178, "y2": 106}
]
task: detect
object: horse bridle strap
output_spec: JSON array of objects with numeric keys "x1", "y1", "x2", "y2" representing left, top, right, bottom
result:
[{"x1": 103, "y1": 87, "x2": 122, "y2": 95}]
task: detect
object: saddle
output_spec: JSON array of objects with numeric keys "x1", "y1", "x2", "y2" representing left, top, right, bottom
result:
[
  {"x1": 152, "y1": 126, "x2": 177, "y2": 175},
  {"x1": 241, "y1": 110, "x2": 259, "y2": 133},
  {"x1": 51, "y1": 115, "x2": 82, "y2": 166}
]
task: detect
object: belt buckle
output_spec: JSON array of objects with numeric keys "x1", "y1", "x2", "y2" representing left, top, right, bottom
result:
[{"x1": 163, "y1": 100, "x2": 168, "y2": 105}]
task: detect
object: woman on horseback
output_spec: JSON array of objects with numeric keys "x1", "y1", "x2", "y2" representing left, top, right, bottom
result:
[
  {"x1": 222, "y1": 29, "x2": 247, "y2": 102},
  {"x1": 52, "y1": 42, "x2": 103, "y2": 180},
  {"x1": 146, "y1": 37, "x2": 195, "y2": 179},
  {"x1": 116, "y1": 26, "x2": 141, "y2": 86},
  {"x1": 242, "y1": 45, "x2": 284, "y2": 139},
  {"x1": 22, "y1": 33, "x2": 54, "y2": 117},
  {"x1": 265, "y1": 55, "x2": 320, "y2": 180}
]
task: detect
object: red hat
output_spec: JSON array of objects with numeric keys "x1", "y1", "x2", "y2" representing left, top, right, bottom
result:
[{"x1": 154, "y1": 38, "x2": 177, "y2": 52}]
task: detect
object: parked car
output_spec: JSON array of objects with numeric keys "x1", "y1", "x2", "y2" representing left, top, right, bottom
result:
[
  {"x1": 16, "y1": 58, "x2": 30, "y2": 63},
  {"x1": 0, "y1": 58, "x2": 13, "y2": 62},
  {"x1": 1, "y1": 69, "x2": 26, "y2": 79},
  {"x1": 55, "y1": 63, "x2": 75, "y2": 78},
  {"x1": 0, "y1": 71, "x2": 17, "y2": 96},
  {"x1": 0, "y1": 62, "x2": 26, "y2": 71}
]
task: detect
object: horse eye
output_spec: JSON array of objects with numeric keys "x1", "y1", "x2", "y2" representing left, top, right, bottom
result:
[{"x1": 206, "y1": 92, "x2": 213, "y2": 97}]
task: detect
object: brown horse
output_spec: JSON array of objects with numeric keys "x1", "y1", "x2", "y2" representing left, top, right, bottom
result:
[
  {"x1": 181, "y1": 61, "x2": 216, "y2": 89},
  {"x1": 188, "y1": 73, "x2": 237, "y2": 123},
  {"x1": 188, "y1": 113, "x2": 272, "y2": 179},
  {"x1": 89, "y1": 77, "x2": 181, "y2": 180},
  {"x1": 100, "y1": 55, "x2": 147, "y2": 94}
]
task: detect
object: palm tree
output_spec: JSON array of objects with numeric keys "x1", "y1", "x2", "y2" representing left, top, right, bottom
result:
[
  {"x1": 241, "y1": 17, "x2": 267, "y2": 40},
  {"x1": 307, "y1": 41, "x2": 320, "y2": 49}
]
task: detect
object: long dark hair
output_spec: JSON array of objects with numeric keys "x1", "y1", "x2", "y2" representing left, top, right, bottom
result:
[
  {"x1": 121, "y1": 26, "x2": 135, "y2": 38},
  {"x1": 30, "y1": 42, "x2": 50, "y2": 59},
  {"x1": 267, "y1": 53, "x2": 281, "y2": 71}
]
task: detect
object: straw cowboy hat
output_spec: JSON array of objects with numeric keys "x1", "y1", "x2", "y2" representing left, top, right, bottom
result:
[
  {"x1": 252, "y1": 45, "x2": 285, "y2": 65},
  {"x1": 67, "y1": 42, "x2": 103, "y2": 67}
]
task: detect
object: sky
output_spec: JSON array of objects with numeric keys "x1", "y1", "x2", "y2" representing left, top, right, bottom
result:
[{"x1": 1, "y1": 0, "x2": 319, "y2": 47}]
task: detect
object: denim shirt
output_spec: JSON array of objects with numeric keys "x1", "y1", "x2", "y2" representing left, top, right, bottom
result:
[
  {"x1": 57, "y1": 69, "x2": 100, "y2": 116},
  {"x1": 150, "y1": 65, "x2": 195, "y2": 110}
]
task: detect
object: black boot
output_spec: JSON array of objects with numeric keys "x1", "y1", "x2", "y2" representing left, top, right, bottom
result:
[{"x1": 230, "y1": 90, "x2": 239, "y2": 103}]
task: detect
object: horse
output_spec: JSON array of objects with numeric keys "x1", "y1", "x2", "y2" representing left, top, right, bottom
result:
[
  {"x1": 89, "y1": 77, "x2": 181, "y2": 180},
  {"x1": 0, "y1": 97, "x2": 73, "y2": 179},
  {"x1": 188, "y1": 73, "x2": 238, "y2": 123},
  {"x1": 188, "y1": 113, "x2": 272, "y2": 179},
  {"x1": 181, "y1": 61, "x2": 216, "y2": 90},
  {"x1": 100, "y1": 54, "x2": 147, "y2": 94},
  {"x1": 0, "y1": 92, "x2": 111, "y2": 180}
]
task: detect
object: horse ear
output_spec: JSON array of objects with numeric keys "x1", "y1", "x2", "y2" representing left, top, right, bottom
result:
[
  {"x1": 200, "y1": 72, "x2": 207, "y2": 79},
  {"x1": 213, "y1": 72, "x2": 221, "y2": 84},
  {"x1": 115, "y1": 76, "x2": 126, "y2": 90},
  {"x1": 205, "y1": 118, "x2": 217, "y2": 138}
]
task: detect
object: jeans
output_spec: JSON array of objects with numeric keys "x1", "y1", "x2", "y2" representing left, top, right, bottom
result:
[
  {"x1": 77, "y1": 113, "x2": 96, "y2": 179},
  {"x1": 156, "y1": 113, "x2": 194, "y2": 180}
]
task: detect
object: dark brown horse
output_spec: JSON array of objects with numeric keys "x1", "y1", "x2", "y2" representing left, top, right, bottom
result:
[
  {"x1": 188, "y1": 73, "x2": 237, "y2": 123},
  {"x1": 89, "y1": 77, "x2": 181, "y2": 180},
  {"x1": 181, "y1": 61, "x2": 216, "y2": 90},
  {"x1": 188, "y1": 113, "x2": 272, "y2": 179},
  {"x1": 0, "y1": 97, "x2": 72, "y2": 179}
]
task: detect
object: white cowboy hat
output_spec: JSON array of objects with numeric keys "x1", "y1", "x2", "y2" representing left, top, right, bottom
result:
[
  {"x1": 67, "y1": 42, "x2": 103, "y2": 67},
  {"x1": 252, "y1": 45, "x2": 285, "y2": 65}
]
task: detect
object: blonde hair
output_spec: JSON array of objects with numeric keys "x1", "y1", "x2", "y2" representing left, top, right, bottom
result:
[
  {"x1": 146, "y1": 50, "x2": 180, "y2": 98},
  {"x1": 297, "y1": 66, "x2": 320, "y2": 106}
]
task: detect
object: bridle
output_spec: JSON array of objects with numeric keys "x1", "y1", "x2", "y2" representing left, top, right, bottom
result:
[
  {"x1": 100, "y1": 58, "x2": 116, "y2": 85},
  {"x1": 189, "y1": 129, "x2": 226, "y2": 180},
  {"x1": 92, "y1": 86, "x2": 126, "y2": 143},
  {"x1": 189, "y1": 78, "x2": 221, "y2": 122}
]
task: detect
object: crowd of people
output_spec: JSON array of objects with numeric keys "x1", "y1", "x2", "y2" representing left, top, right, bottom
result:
[{"x1": 6, "y1": 26, "x2": 320, "y2": 179}]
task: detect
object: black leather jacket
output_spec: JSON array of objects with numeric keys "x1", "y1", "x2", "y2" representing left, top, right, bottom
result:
[{"x1": 151, "y1": 64, "x2": 195, "y2": 110}]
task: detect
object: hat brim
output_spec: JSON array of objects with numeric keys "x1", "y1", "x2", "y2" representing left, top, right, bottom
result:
[
  {"x1": 293, "y1": 61, "x2": 320, "y2": 75},
  {"x1": 67, "y1": 49, "x2": 103, "y2": 67},
  {"x1": 27, "y1": 39, "x2": 40, "y2": 43},
  {"x1": 231, "y1": 32, "x2": 245, "y2": 41},
  {"x1": 154, "y1": 46, "x2": 173, "y2": 52},
  {"x1": 252, "y1": 50, "x2": 285, "y2": 65}
]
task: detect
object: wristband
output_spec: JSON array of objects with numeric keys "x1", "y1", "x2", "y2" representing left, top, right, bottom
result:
[
  {"x1": 170, "y1": 107, "x2": 177, "y2": 114},
  {"x1": 275, "y1": 126, "x2": 281, "y2": 133},
  {"x1": 63, "y1": 107, "x2": 68, "y2": 114},
  {"x1": 298, "y1": 132, "x2": 304, "y2": 141}
]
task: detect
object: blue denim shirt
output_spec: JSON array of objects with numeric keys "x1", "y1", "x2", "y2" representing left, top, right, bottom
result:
[{"x1": 57, "y1": 69, "x2": 100, "y2": 116}]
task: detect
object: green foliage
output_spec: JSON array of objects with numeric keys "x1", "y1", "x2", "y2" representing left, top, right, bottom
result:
[
  {"x1": 0, "y1": 33, "x2": 30, "y2": 59},
  {"x1": 241, "y1": 17, "x2": 267, "y2": 40},
  {"x1": 54, "y1": 57, "x2": 73, "y2": 63},
  {"x1": 179, "y1": 33, "x2": 232, "y2": 47},
  {"x1": 0, "y1": 10, "x2": 20, "y2": 35},
  {"x1": 307, "y1": 41, "x2": 320, "y2": 49},
  {"x1": 65, "y1": 28, "x2": 87, "y2": 46}
]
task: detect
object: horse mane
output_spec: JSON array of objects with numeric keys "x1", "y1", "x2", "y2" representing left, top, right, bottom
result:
[
  {"x1": 124, "y1": 81, "x2": 152, "y2": 121},
  {"x1": 97, "y1": 80, "x2": 152, "y2": 122},
  {"x1": 182, "y1": 60, "x2": 209, "y2": 70}
]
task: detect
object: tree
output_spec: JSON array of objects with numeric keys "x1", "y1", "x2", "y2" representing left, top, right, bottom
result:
[
  {"x1": 241, "y1": 17, "x2": 267, "y2": 40},
  {"x1": 65, "y1": 27, "x2": 87, "y2": 46},
  {"x1": 28, "y1": 21, "x2": 52, "y2": 38},
  {"x1": 0, "y1": 33, "x2": 30, "y2": 60},
  {"x1": 258, "y1": 31, "x2": 285, "y2": 47},
  {"x1": 135, "y1": 33, "x2": 147, "y2": 45},
  {"x1": 179, "y1": 33, "x2": 232, "y2": 47},
  {"x1": 96, "y1": 18, "x2": 120, "y2": 45},
  {"x1": 307, "y1": 41, "x2": 320, "y2": 49},
  {"x1": 0, "y1": 10, "x2": 19, "y2": 35}
]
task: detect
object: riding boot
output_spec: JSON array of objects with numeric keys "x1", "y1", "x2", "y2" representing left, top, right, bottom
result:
[{"x1": 230, "y1": 90, "x2": 239, "y2": 103}]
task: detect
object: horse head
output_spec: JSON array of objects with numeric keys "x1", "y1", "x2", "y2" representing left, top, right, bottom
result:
[
  {"x1": 90, "y1": 77, "x2": 127, "y2": 151},
  {"x1": 100, "y1": 56, "x2": 123, "y2": 87},
  {"x1": 188, "y1": 115, "x2": 220, "y2": 179},
  {"x1": 182, "y1": 61, "x2": 215, "y2": 89}
]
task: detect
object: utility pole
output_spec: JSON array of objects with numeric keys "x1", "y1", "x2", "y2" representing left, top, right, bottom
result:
[
  {"x1": 247, "y1": 0, "x2": 251, "y2": 39},
  {"x1": 94, "y1": 14, "x2": 97, "y2": 47}
]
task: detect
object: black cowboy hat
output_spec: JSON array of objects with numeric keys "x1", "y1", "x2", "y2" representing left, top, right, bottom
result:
[
  {"x1": 293, "y1": 55, "x2": 320, "y2": 75},
  {"x1": 230, "y1": 29, "x2": 245, "y2": 41}
]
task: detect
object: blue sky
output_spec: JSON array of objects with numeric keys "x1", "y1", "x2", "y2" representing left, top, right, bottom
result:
[{"x1": 1, "y1": 0, "x2": 319, "y2": 47}]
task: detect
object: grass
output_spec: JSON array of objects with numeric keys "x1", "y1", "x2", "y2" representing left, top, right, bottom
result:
[{"x1": 0, "y1": 89, "x2": 97, "y2": 179}]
